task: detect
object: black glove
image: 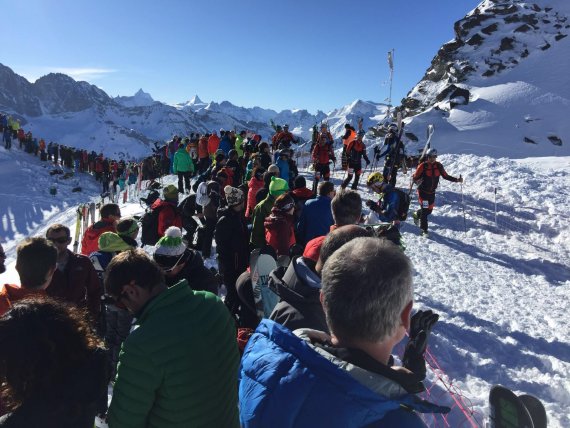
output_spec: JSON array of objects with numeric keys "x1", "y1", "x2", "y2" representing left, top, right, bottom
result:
[
  {"x1": 365, "y1": 200, "x2": 378, "y2": 211},
  {"x1": 402, "y1": 310, "x2": 439, "y2": 381}
]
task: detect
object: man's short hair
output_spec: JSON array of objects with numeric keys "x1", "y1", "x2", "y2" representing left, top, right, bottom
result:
[
  {"x1": 100, "y1": 203, "x2": 120, "y2": 219},
  {"x1": 45, "y1": 224, "x2": 70, "y2": 238},
  {"x1": 317, "y1": 225, "x2": 372, "y2": 272},
  {"x1": 116, "y1": 218, "x2": 139, "y2": 237},
  {"x1": 331, "y1": 189, "x2": 362, "y2": 226},
  {"x1": 318, "y1": 181, "x2": 334, "y2": 197},
  {"x1": 15, "y1": 237, "x2": 57, "y2": 289},
  {"x1": 321, "y1": 237, "x2": 413, "y2": 343},
  {"x1": 104, "y1": 249, "x2": 165, "y2": 298}
]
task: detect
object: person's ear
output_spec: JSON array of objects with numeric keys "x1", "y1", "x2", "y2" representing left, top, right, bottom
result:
[{"x1": 401, "y1": 300, "x2": 413, "y2": 331}]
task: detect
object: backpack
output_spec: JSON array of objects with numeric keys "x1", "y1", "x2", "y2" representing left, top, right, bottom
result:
[
  {"x1": 393, "y1": 188, "x2": 411, "y2": 220},
  {"x1": 140, "y1": 189, "x2": 160, "y2": 208},
  {"x1": 140, "y1": 207, "x2": 161, "y2": 246}
]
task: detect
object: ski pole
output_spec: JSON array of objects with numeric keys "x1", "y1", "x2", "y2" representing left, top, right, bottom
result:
[{"x1": 460, "y1": 175, "x2": 467, "y2": 232}]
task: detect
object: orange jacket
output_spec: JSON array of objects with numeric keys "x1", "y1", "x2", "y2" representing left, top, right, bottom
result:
[
  {"x1": 198, "y1": 136, "x2": 209, "y2": 158},
  {"x1": 208, "y1": 134, "x2": 220, "y2": 156},
  {"x1": 0, "y1": 284, "x2": 46, "y2": 317},
  {"x1": 342, "y1": 129, "x2": 356, "y2": 147}
]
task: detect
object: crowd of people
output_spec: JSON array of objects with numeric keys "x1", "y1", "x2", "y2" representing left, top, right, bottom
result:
[{"x1": 0, "y1": 116, "x2": 468, "y2": 427}]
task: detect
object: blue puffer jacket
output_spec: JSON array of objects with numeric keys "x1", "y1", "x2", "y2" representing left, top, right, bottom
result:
[
  {"x1": 377, "y1": 184, "x2": 400, "y2": 222},
  {"x1": 275, "y1": 156, "x2": 290, "y2": 182},
  {"x1": 239, "y1": 319, "x2": 449, "y2": 428},
  {"x1": 296, "y1": 195, "x2": 334, "y2": 245}
]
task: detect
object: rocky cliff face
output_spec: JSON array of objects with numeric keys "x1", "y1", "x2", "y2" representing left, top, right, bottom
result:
[{"x1": 401, "y1": 0, "x2": 569, "y2": 116}]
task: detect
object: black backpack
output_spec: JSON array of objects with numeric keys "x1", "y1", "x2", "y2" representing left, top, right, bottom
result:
[
  {"x1": 140, "y1": 207, "x2": 161, "y2": 246},
  {"x1": 393, "y1": 189, "x2": 411, "y2": 221},
  {"x1": 140, "y1": 189, "x2": 160, "y2": 208}
]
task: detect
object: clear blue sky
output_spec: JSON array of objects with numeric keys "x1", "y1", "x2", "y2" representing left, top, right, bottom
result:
[{"x1": 1, "y1": 0, "x2": 480, "y2": 113}]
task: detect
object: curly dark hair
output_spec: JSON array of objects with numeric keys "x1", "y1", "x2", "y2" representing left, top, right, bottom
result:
[{"x1": 0, "y1": 296, "x2": 105, "y2": 411}]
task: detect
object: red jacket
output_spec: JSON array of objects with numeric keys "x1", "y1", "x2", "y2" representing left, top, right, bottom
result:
[
  {"x1": 264, "y1": 210, "x2": 296, "y2": 257},
  {"x1": 80, "y1": 218, "x2": 116, "y2": 255},
  {"x1": 151, "y1": 199, "x2": 183, "y2": 237},
  {"x1": 312, "y1": 143, "x2": 334, "y2": 165},
  {"x1": 246, "y1": 176, "x2": 264, "y2": 219},
  {"x1": 208, "y1": 134, "x2": 220, "y2": 156},
  {"x1": 46, "y1": 250, "x2": 102, "y2": 318},
  {"x1": 413, "y1": 161, "x2": 459, "y2": 194},
  {"x1": 198, "y1": 136, "x2": 209, "y2": 159},
  {"x1": 0, "y1": 284, "x2": 46, "y2": 317}
]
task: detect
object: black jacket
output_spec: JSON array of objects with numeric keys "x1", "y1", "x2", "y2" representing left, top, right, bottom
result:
[
  {"x1": 164, "y1": 249, "x2": 218, "y2": 294},
  {"x1": 269, "y1": 257, "x2": 328, "y2": 333},
  {"x1": 214, "y1": 206, "x2": 249, "y2": 274}
]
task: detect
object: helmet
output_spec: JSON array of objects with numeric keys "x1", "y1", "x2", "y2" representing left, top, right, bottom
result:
[
  {"x1": 283, "y1": 124, "x2": 289, "y2": 129},
  {"x1": 367, "y1": 172, "x2": 384, "y2": 187},
  {"x1": 388, "y1": 123, "x2": 398, "y2": 131},
  {"x1": 426, "y1": 148, "x2": 438, "y2": 157}
]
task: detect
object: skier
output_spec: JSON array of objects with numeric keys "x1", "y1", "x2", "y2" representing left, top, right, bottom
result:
[
  {"x1": 379, "y1": 123, "x2": 406, "y2": 186},
  {"x1": 366, "y1": 172, "x2": 403, "y2": 224},
  {"x1": 412, "y1": 148, "x2": 463, "y2": 237},
  {"x1": 340, "y1": 123, "x2": 357, "y2": 171},
  {"x1": 311, "y1": 132, "x2": 336, "y2": 191},
  {"x1": 341, "y1": 130, "x2": 370, "y2": 190}
]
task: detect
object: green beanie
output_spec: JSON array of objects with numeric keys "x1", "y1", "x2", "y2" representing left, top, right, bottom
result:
[
  {"x1": 98, "y1": 232, "x2": 133, "y2": 253},
  {"x1": 269, "y1": 176, "x2": 289, "y2": 197}
]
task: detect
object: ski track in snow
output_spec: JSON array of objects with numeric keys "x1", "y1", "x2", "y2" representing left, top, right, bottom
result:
[{"x1": 1, "y1": 146, "x2": 569, "y2": 427}]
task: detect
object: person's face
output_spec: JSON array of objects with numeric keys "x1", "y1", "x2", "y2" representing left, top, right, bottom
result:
[
  {"x1": 115, "y1": 281, "x2": 152, "y2": 314},
  {"x1": 0, "y1": 243, "x2": 6, "y2": 274},
  {"x1": 428, "y1": 155, "x2": 437, "y2": 164},
  {"x1": 46, "y1": 230, "x2": 72, "y2": 256}
]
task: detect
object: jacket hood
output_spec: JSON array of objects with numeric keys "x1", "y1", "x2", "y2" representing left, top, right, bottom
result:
[
  {"x1": 292, "y1": 187, "x2": 314, "y2": 199},
  {"x1": 269, "y1": 257, "x2": 321, "y2": 304}
]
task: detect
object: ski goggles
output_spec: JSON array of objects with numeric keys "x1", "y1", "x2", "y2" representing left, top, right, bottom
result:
[{"x1": 278, "y1": 202, "x2": 295, "y2": 212}]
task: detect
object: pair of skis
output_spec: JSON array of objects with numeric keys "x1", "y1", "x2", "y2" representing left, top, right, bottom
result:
[{"x1": 72, "y1": 202, "x2": 97, "y2": 253}]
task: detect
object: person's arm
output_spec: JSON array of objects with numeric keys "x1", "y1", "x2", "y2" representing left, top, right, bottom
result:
[
  {"x1": 108, "y1": 341, "x2": 161, "y2": 428},
  {"x1": 412, "y1": 163, "x2": 425, "y2": 182},
  {"x1": 438, "y1": 163, "x2": 462, "y2": 182}
]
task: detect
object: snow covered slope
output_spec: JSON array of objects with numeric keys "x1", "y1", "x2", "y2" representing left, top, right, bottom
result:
[
  {"x1": 1, "y1": 142, "x2": 568, "y2": 426},
  {"x1": 401, "y1": 0, "x2": 570, "y2": 158}
]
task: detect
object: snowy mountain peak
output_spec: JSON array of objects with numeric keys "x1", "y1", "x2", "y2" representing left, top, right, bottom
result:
[
  {"x1": 189, "y1": 94, "x2": 203, "y2": 104},
  {"x1": 115, "y1": 88, "x2": 154, "y2": 107}
]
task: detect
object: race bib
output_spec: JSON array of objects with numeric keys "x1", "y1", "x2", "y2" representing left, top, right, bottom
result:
[
  {"x1": 315, "y1": 171, "x2": 321, "y2": 179},
  {"x1": 347, "y1": 168, "x2": 354, "y2": 174},
  {"x1": 421, "y1": 200, "x2": 429, "y2": 208}
]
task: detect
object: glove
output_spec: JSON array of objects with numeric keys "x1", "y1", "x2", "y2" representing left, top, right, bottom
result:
[
  {"x1": 365, "y1": 200, "x2": 379, "y2": 211},
  {"x1": 403, "y1": 310, "x2": 439, "y2": 381}
]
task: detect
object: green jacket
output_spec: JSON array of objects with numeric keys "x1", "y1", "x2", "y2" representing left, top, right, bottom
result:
[
  {"x1": 235, "y1": 135, "x2": 245, "y2": 157},
  {"x1": 250, "y1": 193, "x2": 275, "y2": 248},
  {"x1": 108, "y1": 280, "x2": 239, "y2": 428},
  {"x1": 173, "y1": 148, "x2": 194, "y2": 173}
]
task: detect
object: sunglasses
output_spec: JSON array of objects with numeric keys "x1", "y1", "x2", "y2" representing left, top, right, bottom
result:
[
  {"x1": 47, "y1": 236, "x2": 70, "y2": 244},
  {"x1": 161, "y1": 252, "x2": 187, "y2": 273}
]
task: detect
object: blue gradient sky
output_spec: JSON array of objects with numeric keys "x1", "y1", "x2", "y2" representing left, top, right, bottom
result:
[{"x1": 1, "y1": 0, "x2": 480, "y2": 113}]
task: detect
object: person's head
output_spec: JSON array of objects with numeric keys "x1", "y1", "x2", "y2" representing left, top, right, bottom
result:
[
  {"x1": 259, "y1": 142, "x2": 269, "y2": 153},
  {"x1": 116, "y1": 217, "x2": 140, "y2": 240},
  {"x1": 224, "y1": 185, "x2": 245, "y2": 211},
  {"x1": 321, "y1": 237, "x2": 414, "y2": 348},
  {"x1": 228, "y1": 149, "x2": 238, "y2": 160},
  {"x1": 0, "y1": 243, "x2": 6, "y2": 274},
  {"x1": 268, "y1": 164, "x2": 280, "y2": 177},
  {"x1": 104, "y1": 249, "x2": 166, "y2": 314},
  {"x1": 293, "y1": 175, "x2": 306, "y2": 190},
  {"x1": 252, "y1": 166, "x2": 265, "y2": 181},
  {"x1": 426, "y1": 148, "x2": 438, "y2": 163},
  {"x1": 269, "y1": 176, "x2": 289, "y2": 197},
  {"x1": 366, "y1": 172, "x2": 389, "y2": 194},
  {"x1": 273, "y1": 193, "x2": 295, "y2": 215},
  {"x1": 357, "y1": 130, "x2": 365, "y2": 140},
  {"x1": 315, "y1": 225, "x2": 372, "y2": 273},
  {"x1": 45, "y1": 224, "x2": 72, "y2": 256},
  {"x1": 163, "y1": 184, "x2": 179, "y2": 202},
  {"x1": 153, "y1": 227, "x2": 189, "y2": 276},
  {"x1": 331, "y1": 189, "x2": 362, "y2": 226},
  {"x1": 0, "y1": 297, "x2": 104, "y2": 412},
  {"x1": 279, "y1": 149, "x2": 290, "y2": 159},
  {"x1": 283, "y1": 124, "x2": 289, "y2": 131},
  {"x1": 100, "y1": 203, "x2": 121, "y2": 221},
  {"x1": 240, "y1": 130, "x2": 247, "y2": 137},
  {"x1": 318, "y1": 181, "x2": 335, "y2": 198},
  {"x1": 321, "y1": 123, "x2": 327, "y2": 131},
  {"x1": 15, "y1": 237, "x2": 57, "y2": 289}
]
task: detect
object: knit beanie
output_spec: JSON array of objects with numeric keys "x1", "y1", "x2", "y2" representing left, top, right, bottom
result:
[
  {"x1": 163, "y1": 184, "x2": 179, "y2": 201},
  {"x1": 224, "y1": 186, "x2": 244, "y2": 207},
  {"x1": 153, "y1": 227, "x2": 187, "y2": 267},
  {"x1": 269, "y1": 176, "x2": 289, "y2": 197},
  {"x1": 98, "y1": 232, "x2": 133, "y2": 253},
  {"x1": 116, "y1": 217, "x2": 139, "y2": 237}
]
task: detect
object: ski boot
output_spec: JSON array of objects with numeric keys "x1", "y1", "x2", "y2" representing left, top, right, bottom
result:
[{"x1": 420, "y1": 230, "x2": 429, "y2": 238}]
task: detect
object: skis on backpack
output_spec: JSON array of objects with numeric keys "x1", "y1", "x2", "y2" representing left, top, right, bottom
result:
[
  {"x1": 489, "y1": 385, "x2": 547, "y2": 428},
  {"x1": 408, "y1": 124, "x2": 435, "y2": 196},
  {"x1": 384, "y1": 111, "x2": 405, "y2": 184}
]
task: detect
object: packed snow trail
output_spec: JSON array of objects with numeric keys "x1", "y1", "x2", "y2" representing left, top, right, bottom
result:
[{"x1": 1, "y1": 145, "x2": 569, "y2": 427}]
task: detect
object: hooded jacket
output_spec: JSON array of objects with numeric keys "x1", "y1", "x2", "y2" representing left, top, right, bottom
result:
[
  {"x1": 246, "y1": 176, "x2": 264, "y2": 219},
  {"x1": 80, "y1": 218, "x2": 116, "y2": 256},
  {"x1": 269, "y1": 257, "x2": 327, "y2": 332},
  {"x1": 239, "y1": 319, "x2": 449, "y2": 428},
  {"x1": 173, "y1": 147, "x2": 194, "y2": 173},
  {"x1": 215, "y1": 206, "x2": 249, "y2": 275},
  {"x1": 151, "y1": 198, "x2": 183, "y2": 238},
  {"x1": 264, "y1": 208, "x2": 295, "y2": 257}
]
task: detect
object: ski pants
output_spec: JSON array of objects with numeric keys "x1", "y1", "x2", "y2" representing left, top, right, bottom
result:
[
  {"x1": 383, "y1": 155, "x2": 399, "y2": 187},
  {"x1": 314, "y1": 163, "x2": 331, "y2": 181},
  {"x1": 341, "y1": 163, "x2": 362, "y2": 189},
  {"x1": 416, "y1": 190, "x2": 435, "y2": 232},
  {"x1": 202, "y1": 217, "x2": 217, "y2": 259},
  {"x1": 177, "y1": 171, "x2": 191, "y2": 193}
]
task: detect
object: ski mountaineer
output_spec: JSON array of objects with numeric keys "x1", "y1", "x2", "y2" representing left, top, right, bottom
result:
[
  {"x1": 274, "y1": 124, "x2": 296, "y2": 149},
  {"x1": 366, "y1": 172, "x2": 403, "y2": 225},
  {"x1": 412, "y1": 148, "x2": 463, "y2": 237},
  {"x1": 341, "y1": 129, "x2": 370, "y2": 190},
  {"x1": 378, "y1": 122, "x2": 407, "y2": 186},
  {"x1": 340, "y1": 123, "x2": 357, "y2": 171},
  {"x1": 311, "y1": 131, "x2": 336, "y2": 190},
  {"x1": 239, "y1": 237, "x2": 450, "y2": 427}
]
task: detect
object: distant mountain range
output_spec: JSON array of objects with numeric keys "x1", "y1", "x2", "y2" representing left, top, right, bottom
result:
[{"x1": 0, "y1": 0, "x2": 568, "y2": 159}]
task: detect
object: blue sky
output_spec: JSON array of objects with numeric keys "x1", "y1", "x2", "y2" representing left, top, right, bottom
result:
[{"x1": 1, "y1": 0, "x2": 480, "y2": 113}]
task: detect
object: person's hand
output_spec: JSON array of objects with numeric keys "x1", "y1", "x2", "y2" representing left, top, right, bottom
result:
[
  {"x1": 366, "y1": 200, "x2": 378, "y2": 211},
  {"x1": 403, "y1": 310, "x2": 440, "y2": 381},
  {"x1": 458, "y1": 175, "x2": 464, "y2": 183},
  {"x1": 409, "y1": 309, "x2": 439, "y2": 339}
]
